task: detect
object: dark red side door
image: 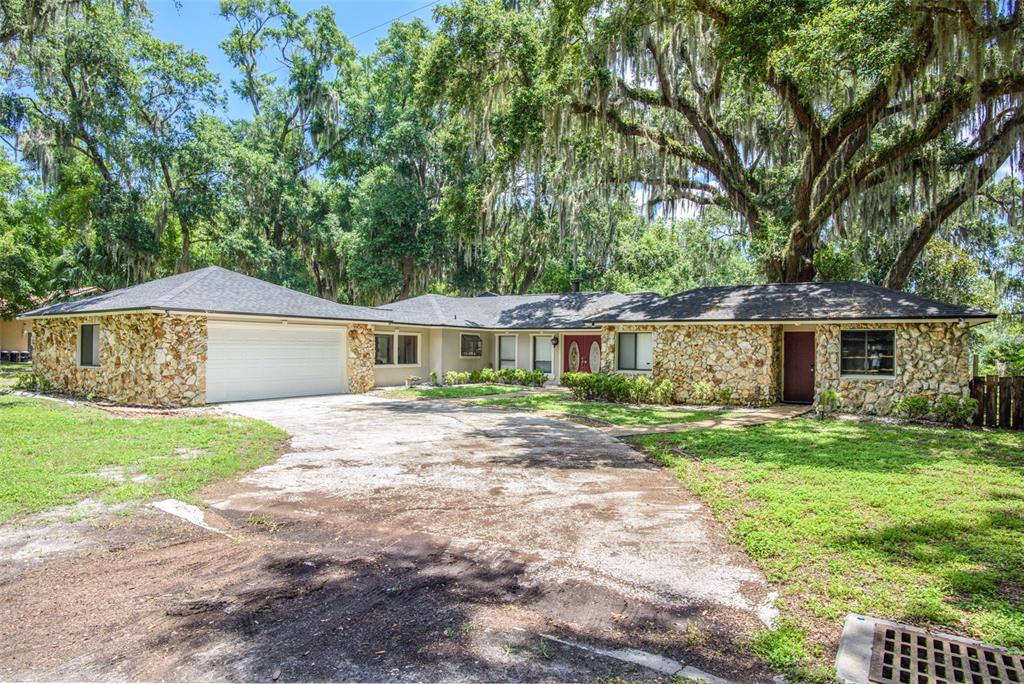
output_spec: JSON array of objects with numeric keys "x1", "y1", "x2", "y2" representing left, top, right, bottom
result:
[
  {"x1": 563, "y1": 334, "x2": 602, "y2": 373},
  {"x1": 783, "y1": 331, "x2": 815, "y2": 403}
]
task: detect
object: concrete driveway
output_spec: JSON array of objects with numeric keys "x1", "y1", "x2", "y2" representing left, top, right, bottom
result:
[{"x1": 0, "y1": 394, "x2": 776, "y2": 682}]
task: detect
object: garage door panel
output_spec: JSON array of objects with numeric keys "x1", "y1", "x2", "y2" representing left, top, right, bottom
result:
[{"x1": 206, "y1": 322, "x2": 347, "y2": 403}]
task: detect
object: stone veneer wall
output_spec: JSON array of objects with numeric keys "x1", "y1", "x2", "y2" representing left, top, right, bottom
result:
[
  {"x1": 32, "y1": 313, "x2": 207, "y2": 407},
  {"x1": 600, "y1": 324, "x2": 781, "y2": 406},
  {"x1": 347, "y1": 324, "x2": 376, "y2": 393},
  {"x1": 815, "y1": 321, "x2": 970, "y2": 415}
]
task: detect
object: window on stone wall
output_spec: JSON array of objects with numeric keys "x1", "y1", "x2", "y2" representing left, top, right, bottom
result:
[
  {"x1": 618, "y1": 332, "x2": 653, "y2": 371},
  {"x1": 79, "y1": 324, "x2": 100, "y2": 367},
  {"x1": 840, "y1": 330, "x2": 895, "y2": 375},
  {"x1": 460, "y1": 334, "x2": 483, "y2": 358}
]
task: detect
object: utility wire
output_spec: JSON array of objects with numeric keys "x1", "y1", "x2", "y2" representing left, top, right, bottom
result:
[
  {"x1": 263, "y1": 0, "x2": 443, "y2": 75},
  {"x1": 348, "y1": 0, "x2": 442, "y2": 39}
]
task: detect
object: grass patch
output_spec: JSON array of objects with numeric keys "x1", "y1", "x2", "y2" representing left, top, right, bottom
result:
[
  {"x1": 395, "y1": 384, "x2": 525, "y2": 399},
  {"x1": 0, "y1": 395, "x2": 287, "y2": 522},
  {"x1": 478, "y1": 392, "x2": 731, "y2": 426},
  {"x1": 0, "y1": 362, "x2": 30, "y2": 388},
  {"x1": 637, "y1": 418, "x2": 1024, "y2": 673}
]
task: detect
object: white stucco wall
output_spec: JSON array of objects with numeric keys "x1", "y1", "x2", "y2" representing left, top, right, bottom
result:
[{"x1": 372, "y1": 326, "x2": 433, "y2": 387}]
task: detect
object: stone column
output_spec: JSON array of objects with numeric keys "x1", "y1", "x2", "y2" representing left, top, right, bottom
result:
[{"x1": 347, "y1": 324, "x2": 376, "y2": 393}]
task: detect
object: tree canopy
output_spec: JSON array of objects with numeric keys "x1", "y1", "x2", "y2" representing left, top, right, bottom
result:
[{"x1": 0, "y1": 0, "x2": 1021, "y2": 332}]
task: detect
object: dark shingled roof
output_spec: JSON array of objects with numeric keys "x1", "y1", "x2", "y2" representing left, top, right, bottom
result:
[
  {"x1": 585, "y1": 282, "x2": 995, "y2": 323},
  {"x1": 20, "y1": 266, "x2": 391, "y2": 322},
  {"x1": 20, "y1": 269, "x2": 995, "y2": 327},
  {"x1": 380, "y1": 292, "x2": 657, "y2": 329}
]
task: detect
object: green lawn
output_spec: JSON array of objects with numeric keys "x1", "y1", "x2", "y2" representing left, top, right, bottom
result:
[
  {"x1": 0, "y1": 362, "x2": 30, "y2": 388},
  {"x1": 396, "y1": 384, "x2": 527, "y2": 399},
  {"x1": 637, "y1": 418, "x2": 1024, "y2": 673},
  {"x1": 478, "y1": 392, "x2": 731, "y2": 426},
  {"x1": 0, "y1": 395, "x2": 287, "y2": 522}
]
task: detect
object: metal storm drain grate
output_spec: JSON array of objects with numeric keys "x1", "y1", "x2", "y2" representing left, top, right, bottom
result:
[{"x1": 869, "y1": 623, "x2": 1024, "y2": 684}]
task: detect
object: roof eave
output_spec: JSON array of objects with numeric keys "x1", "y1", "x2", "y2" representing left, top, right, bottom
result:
[{"x1": 584, "y1": 314, "x2": 998, "y2": 326}]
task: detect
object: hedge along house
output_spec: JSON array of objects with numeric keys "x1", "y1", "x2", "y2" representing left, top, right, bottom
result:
[
  {"x1": 21, "y1": 267, "x2": 994, "y2": 412},
  {"x1": 588, "y1": 282, "x2": 995, "y2": 413}
]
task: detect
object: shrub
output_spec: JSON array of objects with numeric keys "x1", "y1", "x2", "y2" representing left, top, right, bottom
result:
[
  {"x1": 933, "y1": 396, "x2": 978, "y2": 425},
  {"x1": 630, "y1": 374, "x2": 653, "y2": 403},
  {"x1": 690, "y1": 380, "x2": 714, "y2": 405},
  {"x1": 13, "y1": 373, "x2": 51, "y2": 392},
  {"x1": 652, "y1": 379, "x2": 676, "y2": 405},
  {"x1": 717, "y1": 387, "x2": 734, "y2": 405},
  {"x1": 894, "y1": 394, "x2": 930, "y2": 420},
  {"x1": 815, "y1": 389, "x2": 842, "y2": 418},
  {"x1": 443, "y1": 371, "x2": 470, "y2": 385},
  {"x1": 430, "y1": 371, "x2": 438, "y2": 386}
]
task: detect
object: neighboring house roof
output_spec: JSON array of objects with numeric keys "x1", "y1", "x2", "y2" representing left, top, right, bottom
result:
[
  {"x1": 19, "y1": 266, "x2": 391, "y2": 323},
  {"x1": 585, "y1": 282, "x2": 995, "y2": 324},
  {"x1": 380, "y1": 292, "x2": 657, "y2": 329}
]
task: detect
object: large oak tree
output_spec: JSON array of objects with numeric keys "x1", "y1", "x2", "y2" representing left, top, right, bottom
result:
[{"x1": 427, "y1": 0, "x2": 1024, "y2": 285}]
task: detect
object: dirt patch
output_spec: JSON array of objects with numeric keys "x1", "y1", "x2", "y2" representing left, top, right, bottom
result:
[{"x1": 0, "y1": 510, "x2": 769, "y2": 682}]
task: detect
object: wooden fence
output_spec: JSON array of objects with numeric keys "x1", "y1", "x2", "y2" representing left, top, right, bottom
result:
[{"x1": 969, "y1": 375, "x2": 1024, "y2": 429}]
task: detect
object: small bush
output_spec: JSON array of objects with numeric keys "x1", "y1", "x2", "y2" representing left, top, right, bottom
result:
[
  {"x1": 690, "y1": 380, "x2": 714, "y2": 405},
  {"x1": 815, "y1": 389, "x2": 842, "y2": 418},
  {"x1": 652, "y1": 379, "x2": 676, "y2": 405},
  {"x1": 630, "y1": 374, "x2": 653, "y2": 403},
  {"x1": 717, "y1": 387, "x2": 734, "y2": 405},
  {"x1": 894, "y1": 394, "x2": 930, "y2": 420},
  {"x1": 443, "y1": 371, "x2": 470, "y2": 385},
  {"x1": 13, "y1": 373, "x2": 51, "y2": 392},
  {"x1": 933, "y1": 396, "x2": 978, "y2": 424}
]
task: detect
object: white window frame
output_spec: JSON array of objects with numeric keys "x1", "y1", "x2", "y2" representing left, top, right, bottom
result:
[
  {"x1": 839, "y1": 328, "x2": 896, "y2": 380},
  {"x1": 77, "y1": 323, "x2": 101, "y2": 368},
  {"x1": 617, "y1": 331, "x2": 653, "y2": 373},
  {"x1": 459, "y1": 333, "x2": 484, "y2": 359},
  {"x1": 496, "y1": 334, "x2": 518, "y2": 369},
  {"x1": 374, "y1": 331, "x2": 421, "y2": 368},
  {"x1": 530, "y1": 334, "x2": 553, "y2": 374}
]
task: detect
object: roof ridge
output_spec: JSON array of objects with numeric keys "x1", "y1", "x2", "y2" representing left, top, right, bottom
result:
[{"x1": 153, "y1": 267, "x2": 219, "y2": 309}]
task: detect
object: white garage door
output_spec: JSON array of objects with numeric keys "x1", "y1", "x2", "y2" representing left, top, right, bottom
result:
[{"x1": 206, "y1": 322, "x2": 347, "y2": 403}]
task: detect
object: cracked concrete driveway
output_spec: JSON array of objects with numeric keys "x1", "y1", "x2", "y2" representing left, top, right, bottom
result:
[{"x1": 0, "y1": 394, "x2": 777, "y2": 682}]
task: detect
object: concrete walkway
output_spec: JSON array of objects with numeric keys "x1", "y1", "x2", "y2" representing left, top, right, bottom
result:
[{"x1": 604, "y1": 403, "x2": 812, "y2": 437}]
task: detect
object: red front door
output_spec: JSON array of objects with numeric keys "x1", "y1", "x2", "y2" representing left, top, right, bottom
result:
[
  {"x1": 783, "y1": 331, "x2": 815, "y2": 403},
  {"x1": 563, "y1": 335, "x2": 602, "y2": 373}
]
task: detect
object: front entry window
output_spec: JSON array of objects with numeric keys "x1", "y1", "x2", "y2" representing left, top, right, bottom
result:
[
  {"x1": 498, "y1": 335, "x2": 517, "y2": 369},
  {"x1": 533, "y1": 337, "x2": 552, "y2": 373}
]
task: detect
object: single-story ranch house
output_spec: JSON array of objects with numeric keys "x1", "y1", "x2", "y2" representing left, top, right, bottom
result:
[{"x1": 20, "y1": 266, "x2": 994, "y2": 413}]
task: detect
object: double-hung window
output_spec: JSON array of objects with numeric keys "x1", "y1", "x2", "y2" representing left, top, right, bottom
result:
[
  {"x1": 79, "y1": 324, "x2": 100, "y2": 367},
  {"x1": 617, "y1": 332, "x2": 653, "y2": 371},
  {"x1": 840, "y1": 330, "x2": 895, "y2": 376}
]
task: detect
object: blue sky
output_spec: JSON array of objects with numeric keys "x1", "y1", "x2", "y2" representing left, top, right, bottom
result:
[{"x1": 149, "y1": 0, "x2": 441, "y2": 118}]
